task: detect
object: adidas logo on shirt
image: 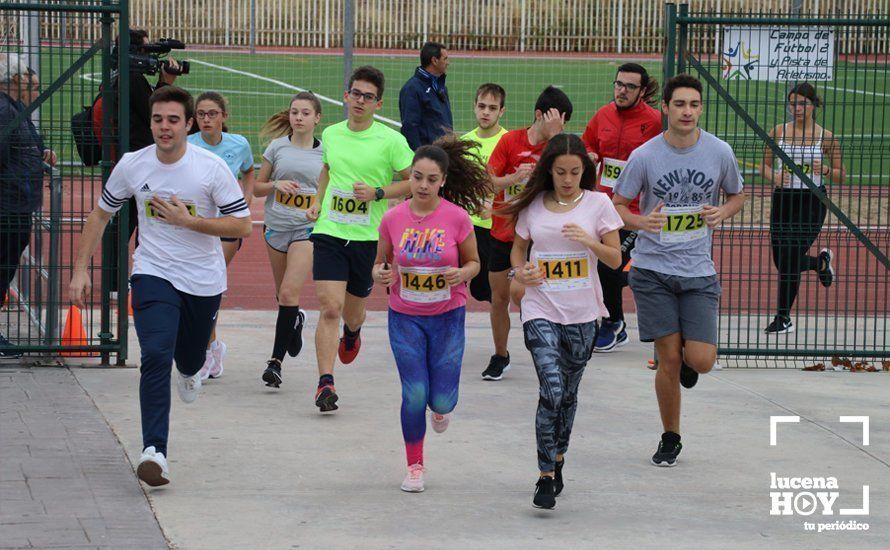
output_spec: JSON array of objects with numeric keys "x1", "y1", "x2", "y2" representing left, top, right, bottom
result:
[{"x1": 140, "y1": 183, "x2": 151, "y2": 192}]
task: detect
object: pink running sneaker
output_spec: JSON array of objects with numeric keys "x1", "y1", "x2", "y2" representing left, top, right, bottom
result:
[
  {"x1": 209, "y1": 340, "x2": 226, "y2": 378},
  {"x1": 400, "y1": 463, "x2": 425, "y2": 493},
  {"x1": 198, "y1": 350, "x2": 214, "y2": 381},
  {"x1": 431, "y1": 411, "x2": 451, "y2": 434}
]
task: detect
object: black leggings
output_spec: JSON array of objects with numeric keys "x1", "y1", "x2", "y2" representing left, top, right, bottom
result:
[
  {"x1": 597, "y1": 229, "x2": 635, "y2": 322},
  {"x1": 769, "y1": 188, "x2": 827, "y2": 317}
]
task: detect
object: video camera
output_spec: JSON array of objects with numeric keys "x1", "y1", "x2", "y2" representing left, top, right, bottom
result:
[{"x1": 119, "y1": 38, "x2": 191, "y2": 76}]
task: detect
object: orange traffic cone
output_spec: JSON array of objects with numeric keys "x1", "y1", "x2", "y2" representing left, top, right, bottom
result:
[{"x1": 60, "y1": 305, "x2": 95, "y2": 357}]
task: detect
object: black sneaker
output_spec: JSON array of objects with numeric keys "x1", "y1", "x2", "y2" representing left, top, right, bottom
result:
[
  {"x1": 651, "y1": 440, "x2": 682, "y2": 467},
  {"x1": 0, "y1": 333, "x2": 22, "y2": 360},
  {"x1": 481, "y1": 353, "x2": 510, "y2": 381},
  {"x1": 315, "y1": 384, "x2": 339, "y2": 412},
  {"x1": 764, "y1": 315, "x2": 794, "y2": 334},
  {"x1": 533, "y1": 476, "x2": 556, "y2": 509},
  {"x1": 262, "y1": 359, "x2": 282, "y2": 388},
  {"x1": 818, "y1": 248, "x2": 834, "y2": 288},
  {"x1": 554, "y1": 459, "x2": 565, "y2": 496},
  {"x1": 680, "y1": 361, "x2": 699, "y2": 389},
  {"x1": 286, "y1": 309, "x2": 306, "y2": 357}
]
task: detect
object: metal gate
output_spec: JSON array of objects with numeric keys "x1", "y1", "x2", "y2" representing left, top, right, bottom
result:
[
  {"x1": 1, "y1": 0, "x2": 130, "y2": 364},
  {"x1": 663, "y1": 2, "x2": 889, "y2": 367}
]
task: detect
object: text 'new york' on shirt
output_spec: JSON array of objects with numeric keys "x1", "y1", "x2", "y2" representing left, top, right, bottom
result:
[
  {"x1": 98, "y1": 144, "x2": 250, "y2": 296},
  {"x1": 613, "y1": 130, "x2": 744, "y2": 278}
]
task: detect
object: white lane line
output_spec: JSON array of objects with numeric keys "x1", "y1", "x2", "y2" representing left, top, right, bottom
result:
[
  {"x1": 190, "y1": 59, "x2": 403, "y2": 128},
  {"x1": 823, "y1": 85, "x2": 888, "y2": 99}
]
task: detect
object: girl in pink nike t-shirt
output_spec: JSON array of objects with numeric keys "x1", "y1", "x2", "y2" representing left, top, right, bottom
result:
[{"x1": 372, "y1": 138, "x2": 489, "y2": 494}]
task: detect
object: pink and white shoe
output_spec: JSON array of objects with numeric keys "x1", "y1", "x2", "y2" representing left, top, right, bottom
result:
[
  {"x1": 431, "y1": 411, "x2": 451, "y2": 434},
  {"x1": 198, "y1": 350, "x2": 214, "y2": 381},
  {"x1": 209, "y1": 340, "x2": 226, "y2": 378},
  {"x1": 400, "y1": 463, "x2": 425, "y2": 493}
]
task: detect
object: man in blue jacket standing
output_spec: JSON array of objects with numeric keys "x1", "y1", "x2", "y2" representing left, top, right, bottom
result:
[
  {"x1": 399, "y1": 42, "x2": 453, "y2": 150},
  {"x1": 0, "y1": 53, "x2": 56, "y2": 358}
]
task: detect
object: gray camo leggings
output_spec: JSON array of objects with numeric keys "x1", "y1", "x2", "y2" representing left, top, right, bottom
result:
[{"x1": 523, "y1": 318, "x2": 597, "y2": 472}]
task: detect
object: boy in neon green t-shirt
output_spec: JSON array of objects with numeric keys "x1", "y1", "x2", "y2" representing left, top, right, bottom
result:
[
  {"x1": 305, "y1": 66, "x2": 413, "y2": 413},
  {"x1": 459, "y1": 83, "x2": 507, "y2": 304}
]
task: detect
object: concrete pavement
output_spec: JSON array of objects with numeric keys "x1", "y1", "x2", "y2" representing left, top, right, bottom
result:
[{"x1": 3, "y1": 310, "x2": 889, "y2": 549}]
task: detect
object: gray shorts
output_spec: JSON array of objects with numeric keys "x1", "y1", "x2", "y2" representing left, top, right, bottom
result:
[
  {"x1": 263, "y1": 225, "x2": 312, "y2": 253},
  {"x1": 628, "y1": 267, "x2": 721, "y2": 345}
]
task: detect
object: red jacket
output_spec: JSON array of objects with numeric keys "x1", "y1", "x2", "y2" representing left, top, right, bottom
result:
[{"x1": 581, "y1": 101, "x2": 661, "y2": 215}]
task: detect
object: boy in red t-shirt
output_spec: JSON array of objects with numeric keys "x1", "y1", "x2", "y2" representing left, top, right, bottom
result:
[
  {"x1": 482, "y1": 86, "x2": 573, "y2": 381},
  {"x1": 581, "y1": 63, "x2": 662, "y2": 353}
]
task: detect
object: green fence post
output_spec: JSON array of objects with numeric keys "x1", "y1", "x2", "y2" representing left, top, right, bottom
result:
[
  {"x1": 116, "y1": 0, "x2": 130, "y2": 366},
  {"x1": 664, "y1": 2, "x2": 677, "y2": 85},
  {"x1": 677, "y1": 3, "x2": 689, "y2": 74}
]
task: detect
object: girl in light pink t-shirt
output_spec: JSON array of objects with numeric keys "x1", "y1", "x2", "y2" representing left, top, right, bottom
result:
[
  {"x1": 372, "y1": 138, "x2": 489, "y2": 494},
  {"x1": 499, "y1": 133, "x2": 623, "y2": 510}
]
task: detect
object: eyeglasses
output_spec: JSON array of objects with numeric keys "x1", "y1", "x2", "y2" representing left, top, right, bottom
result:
[
  {"x1": 348, "y1": 88, "x2": 380, "y2": 103},
  {"x1": 196, "y1": 110, "x2": 222, "y2": 120},
  {"x1": 613, "y1": 80, "x2": 641, "y2": 92}
]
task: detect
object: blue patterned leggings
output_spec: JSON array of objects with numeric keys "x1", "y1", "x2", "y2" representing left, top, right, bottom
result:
[
  {"x1": 388, "y1": 306, "x2": 466, "y2": 466},
  {"x1": 523, "y1": 318, "x2": 597, "y2": 472}
]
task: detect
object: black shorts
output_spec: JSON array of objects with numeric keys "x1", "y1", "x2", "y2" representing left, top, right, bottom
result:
[
  {"x1": 310, "y1": 233, "x2": 377, "y2": 298},
  {"x1": 220, "y1": 237, "x2": 243, "y2": 250},
  {"x1": 488, "y1": 237, "x2": 514, "y2": 273}
]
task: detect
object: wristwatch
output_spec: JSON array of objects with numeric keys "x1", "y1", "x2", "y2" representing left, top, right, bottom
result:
[
  {"x1": 374, "y1": 187, "x2": 386, "y2": 201},
  {"x1": 507, "y1": 267, "x2": 518, "y2": 281}
]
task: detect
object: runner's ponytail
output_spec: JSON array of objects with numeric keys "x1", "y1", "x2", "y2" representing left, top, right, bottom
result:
[{"x1": 413, "y1": 137, "x2": 489, "y2": 216}]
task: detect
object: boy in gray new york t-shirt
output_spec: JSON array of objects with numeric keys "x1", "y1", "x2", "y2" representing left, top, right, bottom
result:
[
  {"x1": 611, "y1": 74, "x2": 746, "y2": 471},
  {"x1": 613, "y1": 129, "x2": 743, "y2": 277}
]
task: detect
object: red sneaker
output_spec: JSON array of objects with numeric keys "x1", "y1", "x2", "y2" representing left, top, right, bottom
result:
[
  {"x1": 315, "y1": 384, "x2": 339, "y2": 412},
  {"x1": 338, "y1": 332, "x2": 361, "y2": 364}
]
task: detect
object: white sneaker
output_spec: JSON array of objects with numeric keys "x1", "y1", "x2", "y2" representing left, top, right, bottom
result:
[
  {"x1": 198, "y1": 350, "x2": 214, "y2": 381},
  {"x1": 430, "y1": 411, "x2": 451, "y2": 434},
  {"x1": 176, "y1": 371, "x2": 202, "y2": 404},
  {"x1": 209, "y1": 340, "x2": 226, "y2": 378},
  {"x1": 136, "y1": 446, "x2": 170, "y2": 487},
  {"x1": 400, "y1": 463, "x2": 425, "y2": 493}
]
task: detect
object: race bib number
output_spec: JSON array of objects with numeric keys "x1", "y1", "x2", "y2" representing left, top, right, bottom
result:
[
  {"x1": 273, "y1": 189, "x2": 316, "y2": 212},
  {"x1": 782, "y1": 162, "x2": 812, "y2": 175},
  {"x1": 144, "y1": 197, "x2": 197, "y2": 226},
  {"x1": 328, "y1": 188, "x2": 370, "y2": 225},
  {"x1": 505, "y1": 163, "x2": 535, "y2": 201},
  {"x1": 600, "y1": 158, "x2": 627, "y2": 189},
  {"x1": 399, "y1": 266, "x2": 451, "y2": 304},
  {"x1": 504, "y1": 183, "x2": 525, "y2": 201},
  {"x1": 661, "y1": 205, "x2": 706, "y2": 243},
  {"x1": 536, "y1": 251, "x2": 591, "y2": 292}
]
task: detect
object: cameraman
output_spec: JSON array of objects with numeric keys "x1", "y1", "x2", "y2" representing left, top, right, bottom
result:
[
  {"x1": 122, "y1": 29, "x2": 183, "y2": 153},
  {"x1": 108, "y1": 29, "x2": 185, "y2": 295}
]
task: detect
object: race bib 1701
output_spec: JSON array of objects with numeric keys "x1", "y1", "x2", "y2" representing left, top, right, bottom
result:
[
  {"x1": 273, "y1": 189, "x2": 316, "y2": 212},
  {"x1": 399, "y1": 266, "x2": 451, "y2": 303},
  {"x1": 536, "y1": 251, "x2": 592, "y2": 292},
  {"x1": 327, "y1": 187, "x2": 371, "y2": 225},
  {"x1": 661, "y1": 205, "x2": 706, "y2": 243}
]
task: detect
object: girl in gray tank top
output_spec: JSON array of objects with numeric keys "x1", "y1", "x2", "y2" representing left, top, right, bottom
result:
[{"x1": 759, "y1": 83, "x2": 847, "y2": 334}]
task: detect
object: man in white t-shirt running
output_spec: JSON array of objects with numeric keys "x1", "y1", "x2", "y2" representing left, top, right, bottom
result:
[{"x1": 69, "y1": 86, "x2": 251, "y2": 488}]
